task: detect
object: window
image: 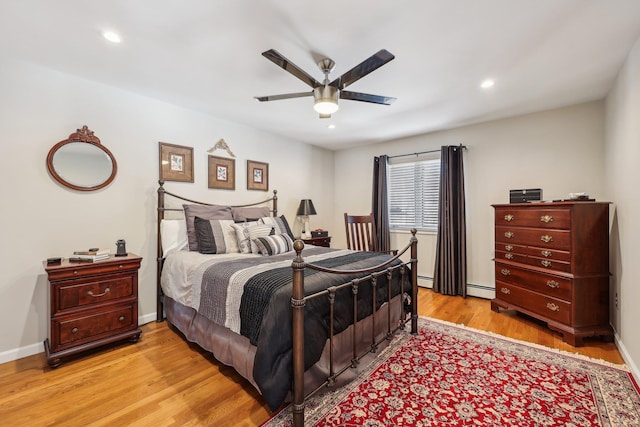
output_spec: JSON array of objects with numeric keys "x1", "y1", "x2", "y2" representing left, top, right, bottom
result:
[{"x1": 388, "y1": 156, "x2": 440, "y2": 230}]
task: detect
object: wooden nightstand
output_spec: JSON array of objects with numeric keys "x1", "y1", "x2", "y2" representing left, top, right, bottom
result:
[
  {"x1": 302, "y1": 236, "x2": 331, "y2": 248},
  {"x1": 43, "y1": 254, "x2": 142, "y2": 367}
]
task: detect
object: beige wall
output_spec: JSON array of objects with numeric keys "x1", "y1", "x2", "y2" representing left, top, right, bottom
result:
[
  {"x1": 605, "y1": 36, "x2": 640, "y2": 378},
  {"x1": 0, "y1": 57, "x2": 334, "y2": 362},
  {"x1": 332, "y1": 101, "x2": 606, "y2": 299}
]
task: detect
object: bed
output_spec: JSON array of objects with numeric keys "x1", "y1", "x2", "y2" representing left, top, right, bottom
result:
[{"x1": 156, "y1": 181, "x2": 418, "y2": 426}]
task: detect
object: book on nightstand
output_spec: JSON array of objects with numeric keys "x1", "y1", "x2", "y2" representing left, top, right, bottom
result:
[
  {"x1": 69, "y1": 252, "x2": 110, "y2": 262},
  {"x1": 73, "y1": 248, "x2": 111, "y2": 256}
]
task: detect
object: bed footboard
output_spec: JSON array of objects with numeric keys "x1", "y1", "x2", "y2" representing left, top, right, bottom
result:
[{"x1": 290, "y1": 230, "x2": 418, "y2": 427}]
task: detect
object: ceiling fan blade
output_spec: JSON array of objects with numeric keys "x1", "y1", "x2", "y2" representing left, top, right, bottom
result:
[
  {"x1": 254, "y1": 91, "x2": 313, "y2": 102},
  {"x1": 340, "y1": 90, "x2": 396, "y2": 105},
  {"x1": 261, "y1": 49, "x2": 322, "y2": 88},
  {"x1": 330, "y1": 49, "x2": 395, "y2": 90}
]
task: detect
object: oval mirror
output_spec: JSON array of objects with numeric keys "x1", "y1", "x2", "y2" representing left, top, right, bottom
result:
[{"x1": 46, "y1": 126, "x2": 117, "y2": 191}]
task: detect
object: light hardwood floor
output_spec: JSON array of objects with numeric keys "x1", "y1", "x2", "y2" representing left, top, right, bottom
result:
[{"x1": 0, "y1": 288, "x2": 623, "y2": 426}]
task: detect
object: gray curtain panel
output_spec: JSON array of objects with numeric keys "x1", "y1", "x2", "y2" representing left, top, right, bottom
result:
[
  {"x1": 433, "y1": 145, "x2": 467, "y2": 296},
  {"x1": 372, "y1": 155, "x2": 391, "y2": 253}
]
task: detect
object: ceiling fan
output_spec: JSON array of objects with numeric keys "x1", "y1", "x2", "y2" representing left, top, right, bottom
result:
[{"x1": 255, "y1": 49, "x2": 396, "y2": 118}]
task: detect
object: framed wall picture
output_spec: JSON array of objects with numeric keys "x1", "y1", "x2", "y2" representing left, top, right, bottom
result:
[
  {"x1": 208, "y1": 156, "x2": 235, "y2": 190},
  {"x1": 247, "y1": 160, "x2": 269, "y2": 191},
  {"x1": 159, "y1": 142, "x2": 194, "y2": 183}
]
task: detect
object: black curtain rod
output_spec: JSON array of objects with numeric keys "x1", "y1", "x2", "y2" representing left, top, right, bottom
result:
[{"x1": 387, "y1": 145, "x2": 467, "y2": 160}]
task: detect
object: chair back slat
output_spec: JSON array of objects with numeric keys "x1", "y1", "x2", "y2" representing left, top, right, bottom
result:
[{"x1": 344, "y1": 213, "x2": 379, "y2": 252}]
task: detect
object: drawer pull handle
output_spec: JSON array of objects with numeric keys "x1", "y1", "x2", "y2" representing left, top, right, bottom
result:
[
  {"x1": 505, "y1": 245, "x2": 514, "y2": 251},
  {"x1": 119, "y1": 316, "x2": 125, "y2": 322},
  {"x1": 500, "y1": 287, "x2": 510, "y2": 295},
  {"x1": 500, "y1": 269, "x2": 510, "y2": 276},
  {"x1": 119, "y1": 265, "x2": 123, "y2": 269},
  {"x1": 73, "y1": 270, "x2": 78, "y2": 275},
  {"x1": 541, "y1": 260, "x2": 552, "y2": 268},
  {"x1": 541, "y1": 250, "x2": 552, "y2": 257},
  {"x1": 540, "y1": 215, "x2": 554, "y2": 223},
  {"x1": 71, "y1": 327, "x2": 78, "y2": 334},
  {"x1": 504, "y1": 253, "x2": 513, "y2": 260},
  {"x1": 87, "y1": 287, "x2": 110, "y2": 298},
  {"x1": 504, "y1": 231, "x2": 514, "y2": 239},
  {"x1": 540, "y1": 235, "x2": 553, "y2": 243},
  {"x1": 547, "y1": 280, "x2": 559, "y2": 288},
  {"x1": 504, "y1": 214, "x2": 515, "y2": 222},
  {"x1": 546, "y1": 302, "x2": 560, "y2": 312}
]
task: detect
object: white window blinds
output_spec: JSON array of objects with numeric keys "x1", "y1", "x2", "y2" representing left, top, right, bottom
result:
[{"x1": 388, "y1": 157, "x2": 440, "y2": 230}]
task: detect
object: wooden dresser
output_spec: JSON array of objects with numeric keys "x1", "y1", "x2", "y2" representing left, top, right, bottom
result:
[
  {"x1": 44, "y1": 254, "x2": 142, "y2": 367},
  {"x1": 491, "y1": 202, "x2": 612, "y2": 346}
]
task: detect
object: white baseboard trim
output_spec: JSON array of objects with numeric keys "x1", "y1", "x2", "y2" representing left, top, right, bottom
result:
[
  {"x1": 614, "y1": 330, "x2": 640, "y2": 386},
  {"x1": 0, "y1": 342, "x2": 44, "y2": 365},
  {"x1": 417, "y1": 276, "x2": 495, "y2": 300},
  {"x1": 0, "y1": 313, "x2": 159, "y2": 365}
]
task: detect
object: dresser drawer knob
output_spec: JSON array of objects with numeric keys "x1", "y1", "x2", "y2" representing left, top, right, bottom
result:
[
  {"x1": 500, "y1": 287, "x2": 511, "y2": 295},
  {"x1": 505, "y1": 245, "x2": 513, "y2": 251},
  {"x1": 119, "y1": 316, "x2": 125, "y2": 322},
  {"x1": 504, "y1": 231, "x2": 514, "y2": 239},
  {"x1": 540, "y1": 215, "x2": 554, "y2": 223},
  {"x1": 73, "y1": 270, "x2": 78, "y2": 275},
  {"x1": 119, "y1": 265, "x2": 123, "y2": 269},
  {"x1": 500, "y1": 269, "x2": 510, "y2": 276},
  {"x1": 541, "y1": 260, "x2": 552, "y2": 268},
  {"x1": 504, "y1": 214, "x2": 515, "y2": 222},
  {"x1": 504, "y1": 253, "x2": 513, "y2": 260},
  {"x1": 87, "y1": 287, "x2": 110, "y2": 298},
  {"x1": 71, "y1": 327, "x2": 78, "y2": 334},
  {"x1": 541, "y1": 250, "x2": 552, "y2": 257},
  {"x1": 546, "y1": 302, "x2": 560, "y2": 312},
  {"x1": 540, "y1": 235, "x2": 553, "y2": 243},
  {"x1": 547, "y1": 280, "x2": 559, "y2": 289}
]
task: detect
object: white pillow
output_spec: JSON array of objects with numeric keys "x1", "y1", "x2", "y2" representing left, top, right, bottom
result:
[{"x1": 160, "y1": 219, "x2": 188, "y2": 258}]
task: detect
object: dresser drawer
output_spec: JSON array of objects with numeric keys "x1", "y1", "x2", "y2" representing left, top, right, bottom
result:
[
  {"x1": 525, "y1": 246, "x2": 571, "y2": 263},
  {"x1": 495, "y1": 242, "x2": 527, "y2": 254},
  {"x1": 496, "y1": 226, "x2": 571, "y2": 250},
  {"x1": 495, "y1": 263, "x2": 571, "y2": 300},
  {"x1": 495, "y1": 281, "x2": 571, "y2": 325},
  {"x1": 55, "y1": 274, "x2": 134, "y2": 313},
  {"x1": 495, "y1": 208, "x2": 570, "y2": 229},
  {"x1": 495, "y1": 250, "x2": 527, "y2": 264},
  {"x1": 52, "y1": 304, "x2": 136, "y2": 350},
  {"x1": 524, "y1": 256, "x2": 571, "y2": 273}
]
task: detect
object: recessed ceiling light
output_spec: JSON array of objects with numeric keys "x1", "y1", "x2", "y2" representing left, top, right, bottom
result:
[
  {"x1": 480, "y1": 79, "x2": 495, "y2": 89},
  {"x1": 328, "y1": 124, "x2": 336, "y2": 129},
  {"x1": 102, "y1": 30, "x2": 122, "y2": 44}
]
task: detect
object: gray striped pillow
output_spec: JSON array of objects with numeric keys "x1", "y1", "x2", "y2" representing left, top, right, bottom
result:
[
  {"x1": 193, "y1": 217, "x2": 239, "y2": 254},
  {"x1": 253, "y1": 234, "x2": 294, "y2": 256}
]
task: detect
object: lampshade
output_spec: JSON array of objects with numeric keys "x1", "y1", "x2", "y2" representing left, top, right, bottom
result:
[
  {"x1": 313, "y1": 86, "x2": 339, "y2": 115},
  {"x1": 296, "y1": 199, "x2": 317, "y2": 216}
]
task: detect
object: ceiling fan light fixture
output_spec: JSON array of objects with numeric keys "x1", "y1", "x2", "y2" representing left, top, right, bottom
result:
[{"x1": 313, "y1": 86, "x2": 339, "y2": 114}]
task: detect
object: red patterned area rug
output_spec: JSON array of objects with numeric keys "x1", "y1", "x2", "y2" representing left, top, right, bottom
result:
[{"x1": 262, "y1": 317, "x2": 640, "y2": 426}]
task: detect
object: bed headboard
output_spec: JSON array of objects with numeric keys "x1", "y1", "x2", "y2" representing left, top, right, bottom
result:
[{"x1": 156, "y1": 180, "x2": 278, "y2": 321}]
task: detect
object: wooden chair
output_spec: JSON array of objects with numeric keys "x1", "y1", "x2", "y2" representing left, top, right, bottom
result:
[{"x1": 344, "y1": 213, "x2": 397, "y2": 254}]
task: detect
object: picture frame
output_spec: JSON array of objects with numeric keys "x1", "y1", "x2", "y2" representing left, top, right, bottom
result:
[
  {"x1": 159, "y1": 142, "x2": 194, "y2": 183},
  {"x1": 247, "y1": 160, "x2": 269, "y2": 191},
  {"x1": 208, "y1": 156, "x2": 235, "y2": 190}
]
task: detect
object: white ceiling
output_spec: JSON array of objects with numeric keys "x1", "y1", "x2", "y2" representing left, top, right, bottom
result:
[{"x1": 2, "y1": 1, "x2": 640, "y2": 150}]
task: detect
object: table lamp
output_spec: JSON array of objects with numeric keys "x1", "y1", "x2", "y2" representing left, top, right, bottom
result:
[{"x1": 297, "y1": 199, "x2": 317, "y2": 239}]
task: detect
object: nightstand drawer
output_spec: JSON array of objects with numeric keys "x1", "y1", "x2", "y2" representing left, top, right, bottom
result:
[
  {"x1": 55, "y1": 274, "x2": 134, "y2": 313},
  {"x1": 53, "y1": 304, "x2": 136, "y2": 350}
]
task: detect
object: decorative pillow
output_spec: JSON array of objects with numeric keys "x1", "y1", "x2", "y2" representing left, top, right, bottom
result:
[
  {"x1": 193, "y1": 217, "x2": 239, "y2": 254},
  {"x1": 160, "y1": 219, "x2": 188, "y2": 258},
  {"x1": 253, "y1": 234, "x2": 294, "y2": 256},
  {"x1": 259, "y1": 215, "x2": 294, "y2": 240},
  {"x1": 183, "y1": 204, "x2": 233, "y2": 251},
  {"x1": 232, "y1": 206, "x2": 270, "y2": 222},
  {"x1": 231, "y1": 222, "x2": 273, "y2": 253}
]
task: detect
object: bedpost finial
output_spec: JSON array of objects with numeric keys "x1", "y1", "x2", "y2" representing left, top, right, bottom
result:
[{"x1": 293, "y1": 239, "x2": 304, "y2": 255}]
